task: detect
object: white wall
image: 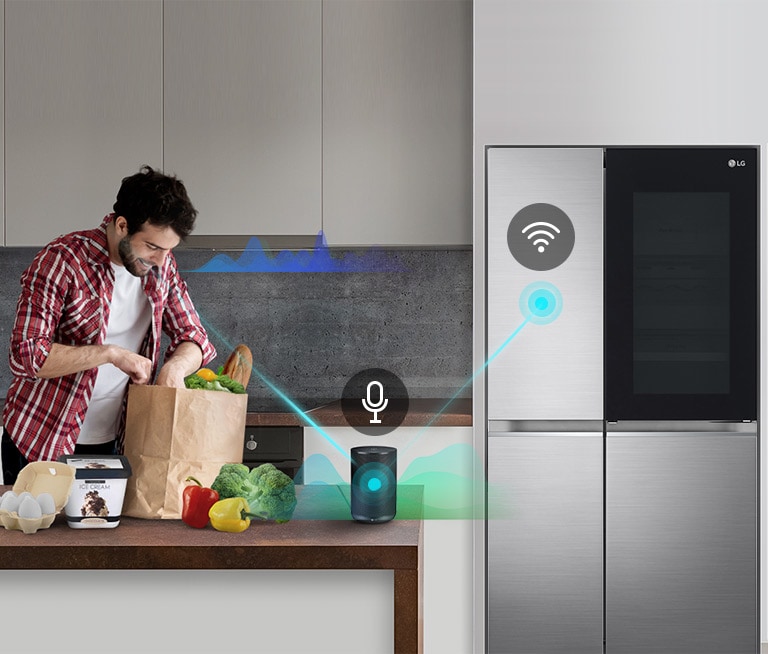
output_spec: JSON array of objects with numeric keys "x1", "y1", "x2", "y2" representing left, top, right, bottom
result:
[{"x1": 473, "y1": 0, "x2": 768, "y2": 649}]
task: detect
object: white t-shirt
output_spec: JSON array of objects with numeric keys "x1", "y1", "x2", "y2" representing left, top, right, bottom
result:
[{"x1": 77, "y1": 264, "x2": 152, "y2": 445}]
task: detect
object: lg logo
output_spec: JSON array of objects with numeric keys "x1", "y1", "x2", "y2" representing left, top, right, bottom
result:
[{"x1": 728, "y1": 159, "x2": 747, "y2": 168}]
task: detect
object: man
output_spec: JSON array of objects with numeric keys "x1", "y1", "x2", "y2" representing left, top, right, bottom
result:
[{"x1": 1, "y1": 165, "x2": 216, "y2": 484}]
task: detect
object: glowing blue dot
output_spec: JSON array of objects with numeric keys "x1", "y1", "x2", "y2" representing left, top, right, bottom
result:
[
  {"x1": 367, "y1": 477, "x2": 382, "y2": 492},
  {"x1": 529, "y1": 290, "x2": 556, "y2": 317},
  {"x1": 519, "y1": 282, "x2": 563, "y2": 325}
]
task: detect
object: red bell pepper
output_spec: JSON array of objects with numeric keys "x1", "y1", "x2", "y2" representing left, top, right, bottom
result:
[{"x1": 181, "y1": 476, "x2": 219, "y2": 528}]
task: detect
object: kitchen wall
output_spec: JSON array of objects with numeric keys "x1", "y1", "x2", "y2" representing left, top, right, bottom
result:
[
  {"x1": 0, "y1": 246, "x2": 472, "y2": 410},
  {"x1": 474, "y1": 0, "x2": 768, "y2": 648}
]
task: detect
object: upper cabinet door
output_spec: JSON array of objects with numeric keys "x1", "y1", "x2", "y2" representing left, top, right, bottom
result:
[
  {"x1": 5, "y1": 0, "x2": 163, "y2": 247},
  {"x1": 163, "y1": 0, "x2": 322, "y2": 238},
  {"x1": 322, "y1": 0, "x2": 472, "y2": 247}
]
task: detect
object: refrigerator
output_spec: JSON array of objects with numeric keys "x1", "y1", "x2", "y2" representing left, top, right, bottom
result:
[{"x1": 485, "y1": 147, "x2": 759, "y2": 654}]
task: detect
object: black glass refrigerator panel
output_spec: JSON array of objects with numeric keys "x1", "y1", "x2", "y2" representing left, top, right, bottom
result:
[{"x1": 605, "y1": 147, "x2": 758, "y2": 421}]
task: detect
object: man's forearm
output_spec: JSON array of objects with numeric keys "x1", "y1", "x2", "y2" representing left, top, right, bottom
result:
[
  {"x1": 154, "y1": 341, "x2": 204, "y2": 387},
  {"x1": 36, "y1": 342, "x2": 153, "y2": 384},
  {"x1": 36, "y1": 343, "x2": 115, "y2": 379},
  {"x1": 166, "y1": 341, "x2": 204, "y2": 375}
]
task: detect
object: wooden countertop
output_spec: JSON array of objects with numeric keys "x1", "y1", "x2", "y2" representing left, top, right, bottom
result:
[
  {"x1": 0, "y1": 484, "x2": 424, "y2": 652},
  {"x1": 246, "y1": 397, "x2": 472, "y2": 428},
  {"x1": 0, "y1": 485, "x2": 423, "y2": 569}
]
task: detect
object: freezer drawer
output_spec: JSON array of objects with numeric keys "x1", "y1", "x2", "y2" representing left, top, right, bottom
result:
[
  {"x1": 606, "y1": 429, "x2": 758, "y2": 654},
  {"x1": 487, "y1": 430, "x2": 603, "y2": 654}
]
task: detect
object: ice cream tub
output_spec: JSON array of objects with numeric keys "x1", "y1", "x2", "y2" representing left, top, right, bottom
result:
[{"x1": 57, "y1": 455, "x2": 132, "y2": 529}]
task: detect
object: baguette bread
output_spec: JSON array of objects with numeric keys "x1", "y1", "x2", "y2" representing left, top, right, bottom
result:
[{"x1": 222, "y1": 344, "x2": 253, "y2": 388}]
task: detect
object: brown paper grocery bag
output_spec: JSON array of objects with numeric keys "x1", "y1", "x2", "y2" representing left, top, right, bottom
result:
[{"x1": 122, "y1": 385, "x2": 247, "y2": 519}]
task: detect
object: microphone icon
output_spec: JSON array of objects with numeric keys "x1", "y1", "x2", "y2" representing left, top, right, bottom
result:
[{"x1": 361, "y1": 380, "x2": 388, "y2": 424}]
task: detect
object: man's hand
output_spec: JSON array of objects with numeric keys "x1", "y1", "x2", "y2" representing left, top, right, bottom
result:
[
  {"x1": 155, "y1": 360, "x2": 188, "y2": 388},
  {"x1": 109, "y1": 347, "x2": 153, "y2": 385},
  {"x1": 155, "y1": 342, "x2": 204, "y2": 388},
  {"x1": 35, "y1": 341, "x2": 203, "y2": 388}
]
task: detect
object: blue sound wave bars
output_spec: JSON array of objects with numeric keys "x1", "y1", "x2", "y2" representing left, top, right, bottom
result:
[{"x1": 198, "y1": 315, "x2": 351, "y2": 461}]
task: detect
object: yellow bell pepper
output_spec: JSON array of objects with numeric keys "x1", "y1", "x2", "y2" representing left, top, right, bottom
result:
[
  {"x1": 208, "y1": 497, "x2": 260, "y2": 533},
  {"x1": 194, "y1": 368, "x2": 218, "y2": 382}
]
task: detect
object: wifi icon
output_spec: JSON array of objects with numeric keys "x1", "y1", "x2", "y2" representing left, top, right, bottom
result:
[
  {"x1": 507, "y1": 203, "x2": 575, "y2": 272},
  {"x1": 521, "y1": 221, "x2": 561, "y2": 253}
]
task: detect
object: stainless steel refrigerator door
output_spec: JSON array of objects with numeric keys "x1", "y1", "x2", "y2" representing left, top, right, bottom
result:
[
  {"x1": 606, "y1": 425, "x2": 758, "y2": 654},
  {"x1": 487, "y1": 427, "x2": 603, "y2": 654},
  {"x1": 486, "y1": 147, "x2": 603, "y2": 421}
]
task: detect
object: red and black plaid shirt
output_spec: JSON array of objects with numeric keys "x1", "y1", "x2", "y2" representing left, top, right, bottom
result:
[{"x1": 3, "y1": 214, "x2": 216, "y2": 462}]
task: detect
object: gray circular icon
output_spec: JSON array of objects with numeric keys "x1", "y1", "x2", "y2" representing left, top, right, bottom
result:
[
  {"x1": 341, "y1": 368, "x2": 409, "y2": 436},
  {"x1": 507, "y1": 203, "x2": 575, "y2": 271}
]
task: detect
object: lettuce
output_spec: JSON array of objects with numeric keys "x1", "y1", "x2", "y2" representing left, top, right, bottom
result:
[{"x1": 184, "y1": 372, "x2": 246, "y2": 394}]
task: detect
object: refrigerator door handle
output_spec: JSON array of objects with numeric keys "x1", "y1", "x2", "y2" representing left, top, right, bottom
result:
[
  {"x1": 488, "y1": 419, "x2": 603, "y2": 433},
  {"x1": 606, "y1": 419, "x2": 756, "y2": 434}
]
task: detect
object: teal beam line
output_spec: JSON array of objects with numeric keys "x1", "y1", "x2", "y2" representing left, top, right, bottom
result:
[
  {"x1": 200, "y1": 312, "x2": 529, "y2": 459},
  {"x1": 401, "y1": 317, "x2": 530, "y2": 454},
  {"x1": 198, "y1": 315, "x2": 351, "y2": 461}
]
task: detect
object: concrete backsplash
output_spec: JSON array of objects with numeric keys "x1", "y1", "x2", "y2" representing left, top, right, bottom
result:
[{"x1": 0, "y1": 247, "x2": 472, "y2": 412}]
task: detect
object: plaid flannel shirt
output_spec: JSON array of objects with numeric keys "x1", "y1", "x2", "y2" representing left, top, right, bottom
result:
[{"x1": 3, "y1": 214, "x2": 216, "y2": 462}]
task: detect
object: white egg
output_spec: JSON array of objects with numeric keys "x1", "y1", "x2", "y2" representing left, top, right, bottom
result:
[
  {"x1": 0, "y1": 491, "x2": 19, "y2": 512},
  {"x1": 18, "y1": 496, "x2": 43, "y2": 520},
  {"x1": 36, "y1": 492, "x2": 56, "y2": 515},
  {"x1": 16, "y1": 491, "x2": 34, "y2": 503}
]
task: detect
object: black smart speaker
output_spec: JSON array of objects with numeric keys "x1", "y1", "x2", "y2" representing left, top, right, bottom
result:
[{"x1": 350, "y1": 446, "x2": 397, "y2": 523}]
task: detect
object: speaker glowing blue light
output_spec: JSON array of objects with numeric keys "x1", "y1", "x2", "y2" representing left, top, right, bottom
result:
[
  {"x1": 357, "y1": 466, "x2": 394, "y2": 495},
  {"x1": 351, "y1": 447, "x2": 397, "y2": 523},
  {"x1": 519, "y1": 281, "x2": 563, "y2": 324}
]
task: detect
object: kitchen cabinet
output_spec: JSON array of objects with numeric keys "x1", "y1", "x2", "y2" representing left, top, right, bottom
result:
[
  {"x1": 1, "y1": 570, "x2": 393, "y2": 654},
  {"x1": 0, "y1": 484, "x2": 422, "y2": 654},
  {"x1": 163, "y1": 0, "x2": 322, "y2": 238},
  {"x1": 322, "y1": 0, "x2": 472, "y2": 246},
  {"x1": 303, "y1": 424, "x2": 474, "y2": 654},
  {"x1": 4, "y1": 0, "x2": 163, "y2": 246},
  {"x1": 2, "y1": 0, "x2": 470, "y2": 247}
]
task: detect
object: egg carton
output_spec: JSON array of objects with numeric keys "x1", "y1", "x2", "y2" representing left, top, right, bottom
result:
[
  {"x1": 0, "y1": 461, "x2": 75, "y2": 534},
  {"x1": 0, "y1": 510, "x2": 57, "y2": 534}
]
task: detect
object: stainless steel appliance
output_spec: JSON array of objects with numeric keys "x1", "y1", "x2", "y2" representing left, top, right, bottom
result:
[{"x1": 485, "y1": 146, "x2": 759, "y2": 654}]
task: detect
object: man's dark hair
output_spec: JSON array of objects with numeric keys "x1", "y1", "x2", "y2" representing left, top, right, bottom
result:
[{"x1": 113, "y1": 165, "x2": 198, "y2": 239}]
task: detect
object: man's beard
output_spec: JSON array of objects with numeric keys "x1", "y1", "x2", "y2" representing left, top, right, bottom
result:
[{"x1": 118, "y1": 235, "x2": 153, "y2": 277}]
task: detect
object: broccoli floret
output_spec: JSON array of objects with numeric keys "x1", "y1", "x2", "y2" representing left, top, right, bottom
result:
[
  {"x1": 211, "y1": 463, "x2": 258, "y2": 501},
  {"x1": 210, "y1": 463, "x2": 297, "y2": 523},
  {"x1": 248, "y1": 463, "x2": 297, "y2": 523}
]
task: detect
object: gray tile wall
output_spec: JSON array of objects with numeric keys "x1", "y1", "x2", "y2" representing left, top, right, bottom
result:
[{"x1": 0, "y1": 247, "x2": 472, "y2": 412}]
